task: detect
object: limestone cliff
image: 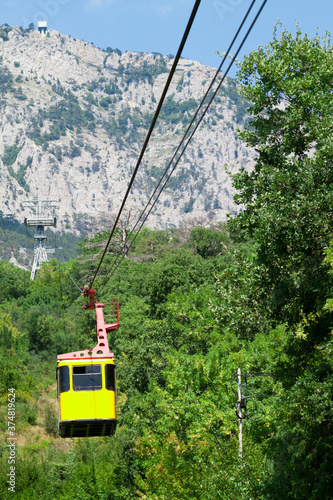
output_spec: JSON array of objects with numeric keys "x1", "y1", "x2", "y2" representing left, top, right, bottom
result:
[{"x1": 0, "y1": 25, "x2": 254, "y2": 234}]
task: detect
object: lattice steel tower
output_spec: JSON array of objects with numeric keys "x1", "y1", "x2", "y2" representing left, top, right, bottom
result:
[{"x1": 23, "y1": 198, "x2": 57, "y2": 280}]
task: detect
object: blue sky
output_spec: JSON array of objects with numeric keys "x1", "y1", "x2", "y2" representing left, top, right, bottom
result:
[{"x1": 1, "y1": 0, "x2": 333, "y2": 76}]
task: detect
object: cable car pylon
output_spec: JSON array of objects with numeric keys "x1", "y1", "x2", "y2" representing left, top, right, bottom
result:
[{"x1": 23, "y1": 197, "x2": 57, "y2": 280}]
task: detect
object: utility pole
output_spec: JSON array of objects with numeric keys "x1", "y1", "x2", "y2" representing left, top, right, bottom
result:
[
  {"x1": 232, "y1": 370, "x2": 275, "y2": 459},
  {"x1": 23, "y1": 197, "x2": 57, "y2": 280},
  {"x1": 231, "y1": 368, "x2": 247, "y2": 459},
  {"x1": 237, "y1": 367, "x2": 243, "y2": 459}
]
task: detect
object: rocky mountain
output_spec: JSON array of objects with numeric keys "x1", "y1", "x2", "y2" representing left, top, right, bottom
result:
[{"x1": 0, "y1": 24, "x2": 254, "y2": 235}]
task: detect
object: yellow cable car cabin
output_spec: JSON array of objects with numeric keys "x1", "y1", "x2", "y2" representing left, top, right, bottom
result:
[{"x1": 57, "y1": 293, "x2": 119, "y2": 438}]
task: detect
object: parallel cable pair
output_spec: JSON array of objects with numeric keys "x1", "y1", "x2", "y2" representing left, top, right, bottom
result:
[
  {"x1": 89, "y1": 0, "x2": 203, "y2": 289},
  {"x1": 92, "y1": 0, "x2": 268, "y2": 291},
  {"x1": 56, "y1": 230, "x2": 83, "y2": 293}
]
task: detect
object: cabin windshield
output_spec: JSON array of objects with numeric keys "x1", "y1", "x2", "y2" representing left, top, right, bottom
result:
[{"x1": 73, "y1": 365, "x2": 102, "y2": 391}]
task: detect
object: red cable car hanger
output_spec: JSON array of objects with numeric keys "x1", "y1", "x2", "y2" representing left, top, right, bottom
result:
[{"x1": 57, "y1": 289, "x2": 119, "y2": 361}]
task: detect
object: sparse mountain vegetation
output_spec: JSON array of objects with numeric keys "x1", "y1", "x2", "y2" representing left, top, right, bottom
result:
[
  {"x1": 117, "y1": 58, "x2": 168, "y2": 85},
  {"x1": 0, "y1": 25, "x2": 252, "y2": 230},
  {"x1": 0, "y1": 62, "x2": 13, "y2": 94},
  {"x1": 0, "y1": 23, "x2": 12, "y2": 41},
  {"x1": 2, "y1": 142, "x2": 22, "y2": 167}
]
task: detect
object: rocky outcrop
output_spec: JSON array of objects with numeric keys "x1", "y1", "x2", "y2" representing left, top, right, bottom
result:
[{"x1": 0, "y1": 26, "x2": 254, "y2": 233}]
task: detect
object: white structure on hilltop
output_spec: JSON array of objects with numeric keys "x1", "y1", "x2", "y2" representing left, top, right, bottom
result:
[{"x1": 38, "y1": 21, "x2": 47, "y2": 36}]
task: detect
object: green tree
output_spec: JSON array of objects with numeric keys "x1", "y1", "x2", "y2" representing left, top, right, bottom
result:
[
  {"x1": 231, "y1": 24, "x2": 333, "y2": 327},
  {"x1": 0, "y1": 261, "x2": 30, "y2": 302},
  {"x1": 190, "y1": 226, "x2": 230, "y2": 258},
  {"x1": 228, "y1": 25, "x2": 333, "y2": 498}
]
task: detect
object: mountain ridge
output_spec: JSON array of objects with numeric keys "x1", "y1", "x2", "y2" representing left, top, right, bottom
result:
[{"x1": 0, "y1": 24, "x2": 254, "y2": 235}]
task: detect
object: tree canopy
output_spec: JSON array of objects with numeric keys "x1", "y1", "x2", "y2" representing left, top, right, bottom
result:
[{"x1": 231, "y1": 24, "x2": 333, "y2": 325}]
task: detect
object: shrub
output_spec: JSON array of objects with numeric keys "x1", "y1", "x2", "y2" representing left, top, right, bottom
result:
[{"x1": 2, "y1": 143, "x2": 22, "y2": 166}]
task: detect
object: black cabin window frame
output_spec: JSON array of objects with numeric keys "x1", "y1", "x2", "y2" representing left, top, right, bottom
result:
[
  {"x1": 58, "y1": 365, "x2": 70, "y2": 394},
  {"x1": 105, "y1": 364, "x2": 116, "y2": 391}
]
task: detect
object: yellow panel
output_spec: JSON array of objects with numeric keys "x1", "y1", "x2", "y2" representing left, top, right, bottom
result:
[{"x1": 58, "y1": 358, "x2": 116, "y2": 422}]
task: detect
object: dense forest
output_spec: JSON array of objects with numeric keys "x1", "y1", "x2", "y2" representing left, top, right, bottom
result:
[{"x1": 1, "y1": 25, "x2": 333, "y2": 499}]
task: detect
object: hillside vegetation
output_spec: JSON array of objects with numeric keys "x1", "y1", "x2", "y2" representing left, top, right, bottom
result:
[{"x1": 0, "y1": 25, "x2": 333, "y2": 500}]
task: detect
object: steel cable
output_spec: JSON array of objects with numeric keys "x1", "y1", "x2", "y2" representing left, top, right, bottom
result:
[
  {"x1": 89, "y1": 0, "x2": 203, "y2": 289},
  {"x1": 97, "y1": 0, "x2": 268, "y2": 289}
]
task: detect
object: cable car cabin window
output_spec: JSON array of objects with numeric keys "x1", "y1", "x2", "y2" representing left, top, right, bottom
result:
[
  {"x1": 105, "y1": 364, "x2": 115, "y2": 391},
  {"x1": 59, "y1": 366, "x2": 70, "y2": 393},
  {"x1": 72, "y1": 365, "x2": 102, "y2": 391}
]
